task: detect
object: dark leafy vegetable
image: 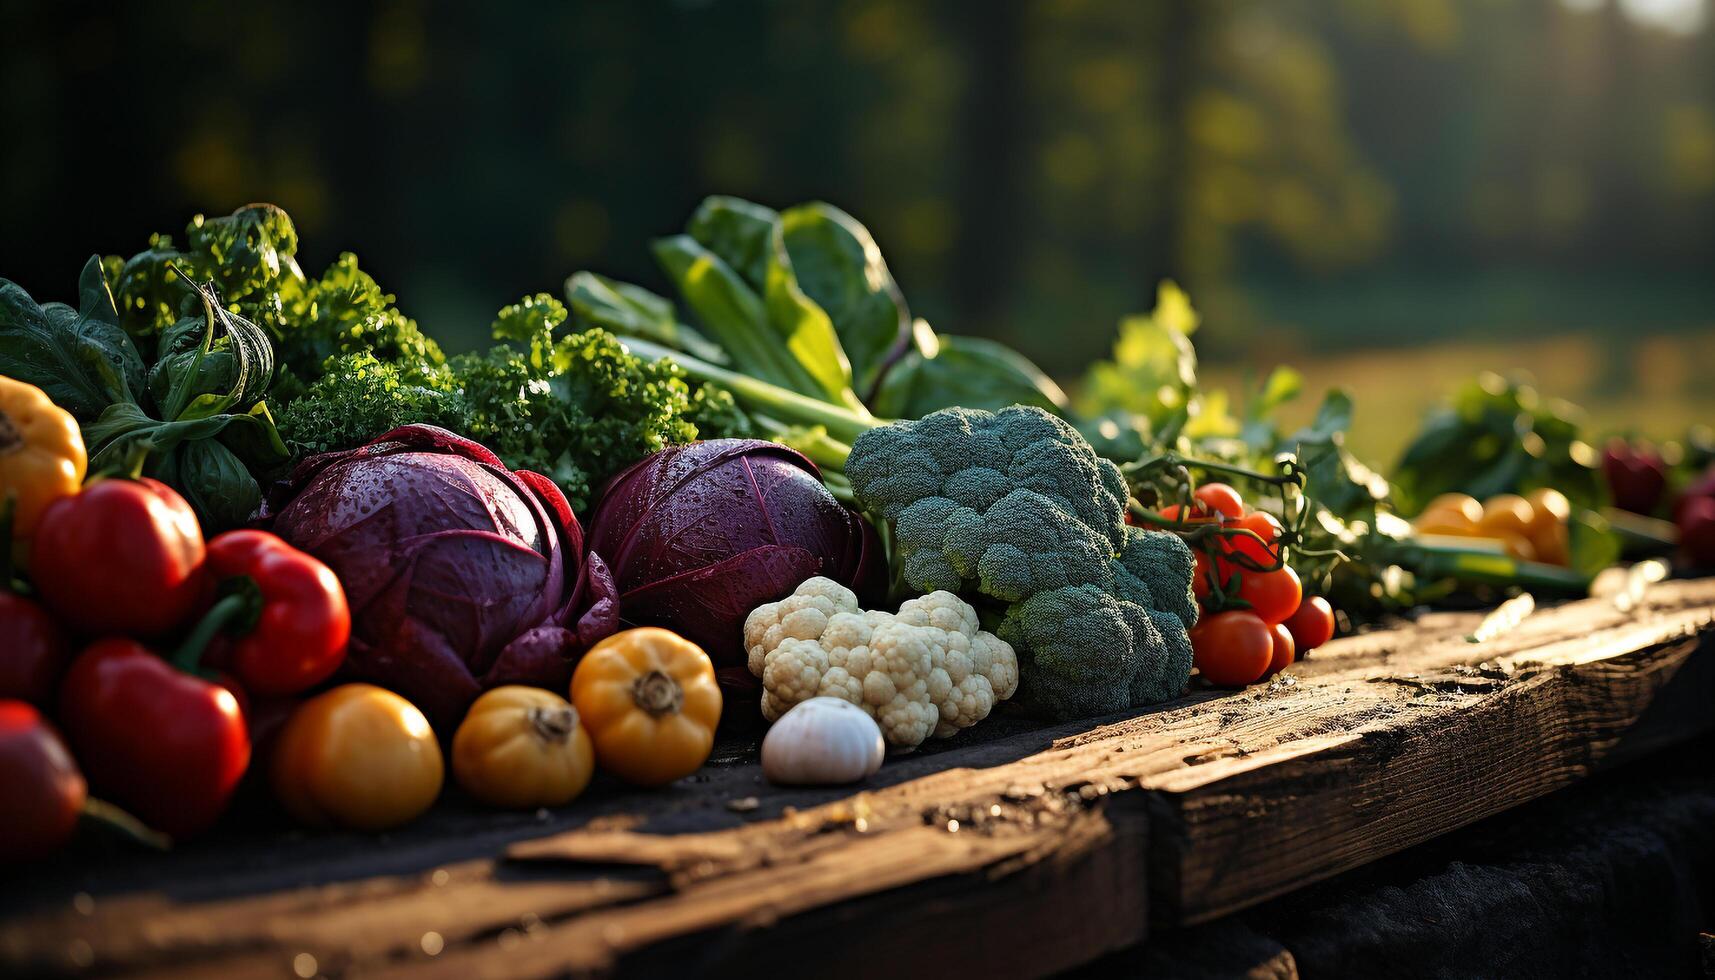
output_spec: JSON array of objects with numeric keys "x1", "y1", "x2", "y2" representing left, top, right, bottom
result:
[
  {"x1": 261, "y1": 424, "x2": 621, "y2": 729},
  {"x1": 0, "y1": 257, "x2": 146, "y2": 421},
  {"x1": 585, "y1": 439, "x2": 884, "y2": 686},
  {"x1": 279, "y1": 293, "x2": 751, "y2": 512},
  {"x1": 575, "y1": 194, "x2": 1059, "y2": 428},
  {"x1": 872, "y1": 323, "x2": 1069, "y2": 417},
  {"x1": 1392, "y1": 372, "x2": 1605, "y2": 514}
]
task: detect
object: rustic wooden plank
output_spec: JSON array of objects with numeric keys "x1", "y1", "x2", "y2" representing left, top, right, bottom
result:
[{"x1": 4, "y1": 579, "x2": 1713, "y2": 979}]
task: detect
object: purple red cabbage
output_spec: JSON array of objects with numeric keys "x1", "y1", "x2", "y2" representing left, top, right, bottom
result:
[
  {"x1": 260, "y1": 424, "x2": 619, "y2": 729},
  {"x1": 586, "y1": 439, "x2": 883, "y2": 686}
]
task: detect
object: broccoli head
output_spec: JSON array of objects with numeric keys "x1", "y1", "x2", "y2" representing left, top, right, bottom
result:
[
  {"x1": 849, "y1": 406, "x2": 1130, "y2": 600},
  {"x1": 849, "y1": 406, "x2": 1198, "y2": 720}
]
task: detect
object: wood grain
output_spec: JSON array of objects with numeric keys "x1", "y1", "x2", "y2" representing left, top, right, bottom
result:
[{"x1": 6, "y1": 579, "x2": 1713, "y2": 979}]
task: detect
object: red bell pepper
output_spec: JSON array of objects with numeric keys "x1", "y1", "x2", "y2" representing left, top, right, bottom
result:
[
  {"x1": 30, "y1": 478, "x2": 208, "y2": 637},
  {"x1": 196, "y1": 530, "x2": 349, "y2": 697},
  {"x1": 58, "y1": 637, "x2": 250, "y2": 839}
]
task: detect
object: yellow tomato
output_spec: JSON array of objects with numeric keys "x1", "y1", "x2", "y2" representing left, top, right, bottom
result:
[
  {"x1": 1533, "y1": 519, "x2": 1571, "y2": 566},
  {"x1": 1497, "y1": 532, "x2": 1538, "y2": 562},
  {"x1": 453, "y1": 686, "x2": 594, "y2": 809},
  {"x1": 272, "y1": 684, "x2": 443, "y2": 830},
  {"x1": 1418, "y1": 493, "x2": 1483, "y2": 529},
  {"x1": 570, "y1": 628, "x2": 721, "y2": 787},
  {"x1": 0, "y1": 376, "x2": 86, "y2": 543},
  {"x1": 1477, "y1": 494, "x2": 1535, "y2": 539}
]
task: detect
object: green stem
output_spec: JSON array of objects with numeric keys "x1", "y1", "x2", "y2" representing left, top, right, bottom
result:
[
  {"x1": 625, "y1": 337, "x2": 881, "y2": 447},
  {"x1": 169, "y1": 592, "x2": 252, "y2": 675},
  {"x1": 82, "y1": 797, "x2": 172, "y2": 850}
]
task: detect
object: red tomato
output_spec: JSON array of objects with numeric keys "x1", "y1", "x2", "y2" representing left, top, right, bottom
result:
[
  {"x1": 1220, "y1": 511, "x2": 1283, "y2": 567},
  {"x1": 1193, "y1": 483, "x2": 1245, "y2": 520},
  {"x1": 58, "y1": 638, "x2": 250, "y2": 838},
  {"x1": 1192, "y1": 550, "x2": 1213, "y2": 601},
  {"x1": 1158, "y1": 502, "x2": 1218, "y2": 524},
  {"x1": 1283, "y1": 596, "x2": 1336, "y2": 653},
  {"x1": 1191, "y1": 610, "x2": 1273, "y2": 687},
  {"x1": 30, "y1": 479, "x2": 208, "y2": 637},
  {"x1": 1237, "y1": 564, "x2": 1301, "y2": 626},
  {"x1": 1262, "y1": 623, "x2": 1294, "y2": 679},
  {"x1": 0, "y1": 700, "x2": 85, "y2": 862},
  {"x1": 0, "y1": 593, "x2": 68, "y2": 707}
]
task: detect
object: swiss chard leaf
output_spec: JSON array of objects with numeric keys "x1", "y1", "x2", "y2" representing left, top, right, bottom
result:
[
  {"x1": 763, "y1": 219, "x2": 862, "y2": 411},
  {"x1": 773, "y1": 203, "x2": 911, "y2": 400},
  {"x1": 564, "y1": 271, "x2": 728, "y2": 364},
  {"x1": 688, "y1": 196, "x2": 777, "y2": 290},
  {"x1": 0, "y1": 256, "x2": 146, "y2": 421},
  {"x1": 871, "y1": 324, "x2": 1068, "y2": 418},
  {"x1": 653, "y1": 234, "x2": 824, "y2": 397}
]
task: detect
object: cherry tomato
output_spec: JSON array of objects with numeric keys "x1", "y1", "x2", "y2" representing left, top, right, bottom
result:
[
  {"x1": 1262, "y1": 623, "x2": 1294, "y2": 679},
  {"x1": 0, "y1": 593, "x2": 68, "y2": 707},
  {"x1": 1237, "y1": 564, "x2": 1301, "y2": 626},
  {"x1": 0, "y1": 700, "x2": 85, "y2": 862},
  {"x1": 1282, "y1": 596, "x2": 1335, "y2": 653},
  {"x1": 1221, "y1": 511, "x2": 1283, "y2": 567},
  {"x1": 1191, "y1": 610, "x2": 1273, "y2": 687},
  {"x1": 1193, "y1": 483, "x2": 1245, "y2": 520},
  {"x1": 1158, "y1": 502, "x2": 1217, "y2": 524}
]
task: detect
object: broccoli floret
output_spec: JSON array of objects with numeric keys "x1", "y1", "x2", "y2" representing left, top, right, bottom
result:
[
  {"x1": 849, "y1": 406, "x2": 1130, "y2": 599},
  {"x1": 849, "y1": 405, "x2": 1198, "y2": 720},
  {"x1": 1116, "y1": 527, "x2": 1201, "y2": 631},
  {"x1": 998, "y1": 583, "x2": 1189, "y2": 718}
]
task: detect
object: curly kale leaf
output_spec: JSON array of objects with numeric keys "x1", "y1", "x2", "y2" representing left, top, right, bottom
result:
[{"x1": 276, "y1": 352, "x2": 465, "y2": 458}]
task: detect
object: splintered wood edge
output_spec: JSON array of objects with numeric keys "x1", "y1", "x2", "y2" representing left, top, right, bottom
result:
[{"x1": 6, "y1": 579, "x2": 1714, "y2": 979}]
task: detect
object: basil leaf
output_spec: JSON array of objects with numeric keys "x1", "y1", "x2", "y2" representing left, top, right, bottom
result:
[{"x1": 153, "y1": 439, "x2": 261, "y2": 530}]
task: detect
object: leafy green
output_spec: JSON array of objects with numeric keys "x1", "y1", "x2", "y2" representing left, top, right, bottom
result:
[
  {"x1": 872, "y1": 321, "x2": 1068, "y2": 418},
  {"x1": 688, "y1": 195, "x2": 776, "y2": 289},
  {"x1": 565, "y1": 272, "x2": 726, "y2": 363},
  {"x1": 772, "y1": 203, "x2": 911, "y2": 399},
  {"x1": 1392, "y1": 372, "x2": 1605, "y2": 514},
  {"x1": 0, "y1": 257, "x2": 147, "y2": 421},
  {"x1": 275, "y1": 352, "x2": 465, "y2": 458},
  {"x1": 280, "y1": 293, "x2": 751, "y2": 513}
]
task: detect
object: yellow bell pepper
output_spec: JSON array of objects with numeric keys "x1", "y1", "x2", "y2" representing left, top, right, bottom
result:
[
  {"x1": 452, "y1": 686, "x2": 594, "y2": 809},
  {"x1": 271, "y1": 684, "x2": 444, "y2": 830},
  {"x1": 0, "y1": 376, "x2": 86, "y2": 544},
  {"x1": 570, "y1": 628, "x2": 721, "y2": 787}
]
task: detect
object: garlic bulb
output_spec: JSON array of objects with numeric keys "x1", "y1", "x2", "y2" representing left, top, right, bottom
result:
[{"x1": 761, "y1": 697, "x2": 886, "y2": 786}]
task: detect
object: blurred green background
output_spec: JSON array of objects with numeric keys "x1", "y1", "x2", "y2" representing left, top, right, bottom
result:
[{"x1": 3, "y1": 0, "x2": 1712, "y2": 461}]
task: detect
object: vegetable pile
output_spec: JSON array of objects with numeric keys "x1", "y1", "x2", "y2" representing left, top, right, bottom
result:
[{"x1": 1, "y1": 194, "x2": 1702, "y2": 859}]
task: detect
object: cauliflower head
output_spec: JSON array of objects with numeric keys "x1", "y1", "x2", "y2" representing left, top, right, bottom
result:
[{"x1": 744, "y1": 577, "x2": 1019, "y2": 748}]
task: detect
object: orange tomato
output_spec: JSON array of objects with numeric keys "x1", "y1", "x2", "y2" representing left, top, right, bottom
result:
[
  {"x1": 1417, "y1": 493, "x2": 1483, "y2": 529},
  {"x1": 570, "y1": 628, "x2": 722, "y2": 787}
]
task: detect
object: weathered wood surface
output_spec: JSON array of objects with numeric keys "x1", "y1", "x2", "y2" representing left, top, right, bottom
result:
[{"x1": 6, "y1": 578, "x2": 1715, "y2": 979}]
